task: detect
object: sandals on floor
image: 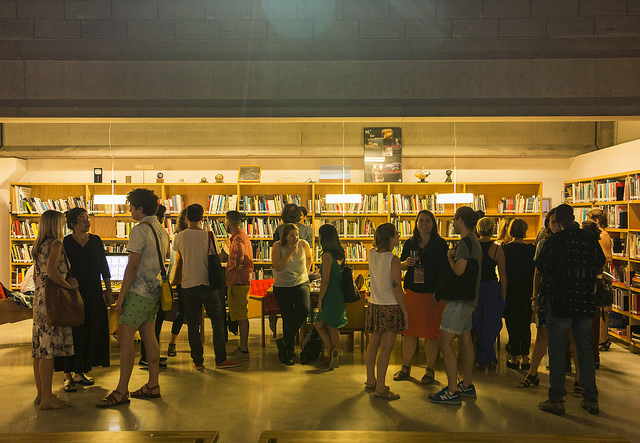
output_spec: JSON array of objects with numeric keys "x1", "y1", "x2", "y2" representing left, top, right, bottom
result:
[
  {"x1": 374, "y1": 386, "x2": 400, "y2": 400},
  {"x1": 573, "y1": 382, "x2": 584, "y2": 398},
  {"x1": 420, "y1": 368, "x2": 435, "y2": 385},
  {"x1": 393, "y1": 365, "x2": 411, "y2": 381},
  {"x1": 506, "y1": 360, "x2": 520, "y2": 370},
  {"x1": 131, "y1": 384, "x2": 161, "y2": 399},
  {"x1": 63, "y1": 378, "x2": 77, "y2": 392},
  {"x1": 598, "y1": 338, "x2": 612, "y2": 352},
  {"x1": 96, "y1": 390, "x2": 130, "y2": 408},
  {"x1": 364, "y1": 382, "x2": 376, "y2": 392},
  {"x1": 518, "y1": 373, "x2": 540, "y2": 388},
  {"x1": 73, "y1": 373, "x2": 95, "y2": 386}
]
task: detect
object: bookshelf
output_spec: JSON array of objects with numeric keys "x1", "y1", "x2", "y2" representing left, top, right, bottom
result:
[
  {"x1": 564, "y1": 170, "x2": 640, "y2": 353},
  {"x1": 10, "y1": 181, "x2": 543, "y2": 290}
]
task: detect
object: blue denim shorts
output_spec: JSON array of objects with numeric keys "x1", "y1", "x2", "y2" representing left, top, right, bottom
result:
[{"x1": 441, "y1": 301, "x2": 475, "y2": 335}]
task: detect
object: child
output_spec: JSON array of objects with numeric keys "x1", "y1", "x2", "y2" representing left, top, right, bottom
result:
[{"x1": 364, "y1": 223, "x2": 409, "y2": 400}]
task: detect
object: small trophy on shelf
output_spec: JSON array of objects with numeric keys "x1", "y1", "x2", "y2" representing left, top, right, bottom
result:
[
  {"x1": 445, "y1": 170, "x2": 453, "y2": 183},
  {"x1": 415, "y1": 169, "x2": 430, "y2": 183}
]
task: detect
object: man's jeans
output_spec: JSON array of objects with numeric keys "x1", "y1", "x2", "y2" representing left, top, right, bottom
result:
[
  {"x1": 547, "y1": 308, "x2": 598, "y2": 402},
  {"x1": 182, "y1": 285, "x2": 227, "y2": 365}
]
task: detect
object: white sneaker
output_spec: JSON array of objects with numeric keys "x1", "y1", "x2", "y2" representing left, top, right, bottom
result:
[{"x1": 232, "y1": 347, "x2": 250, "y2": 362}]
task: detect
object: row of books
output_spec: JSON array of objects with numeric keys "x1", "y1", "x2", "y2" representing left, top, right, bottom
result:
[
  {"x1": 565, "y1": 182, "x2": 593, "y2": 203},
  {"x1": 250, "y1": 267, "x2": 274, "y2": 281},
  {"x1": 205, "y1": 219, "x2": 228, "y2": 238},
  {"x1": 87, "y1": 202, "x2": 128, "y2": 214},
  {"x1": 251, "y1": 240, "x2": 272, "y2": 262},
  {"x1": 566, "y1": 175, "x2": 640, "y2": 204},
  {"x1": 242, "y1": 218, "x2": 280, "y2": 238},
  {"x1": 116, "y1": 222, "x2": 137, "y2": 239},
  {"x1": 612, "y1": 288, "x2": 640, "y2": 315},
  {"x1": 239, "y1": 194, "x2": 305, "y2": 214},
  {"x1": 628, "y1": 174, "x2": 640, "y2": 200},
  {"x1": 497, "y1": 195, "x2": 541, "y2": 213},
  {"x1": 389, "y1": 194, "x2": 445, "y2": 214},
  {"x1": 104, "y1": 244, "x2": 127, "y2": 253},
  {"x1": 314, "y1": 194, "x2": 388, "y2": 214},
  {"x1": 314, "y1": 218, "x2": 377, "y2": 238},
  {"x1": 10, "y1": 219, "x2": 39, "y2": 239},
  {"x1": 163, "y1": 195, "x2": 185, "y2": 214},
  {"x1": 594, "y1": 180, "x2": 626, "y2": 202},
  {"x1": 314, "y1": 242, "x2": 368, "y2": 262},
  {"x1": 12, "y1": 268, "x2": 28, "y2": 287},
  {"x1": 11, "y1": 244, "x2": 33, "y2": 263},
  {"x1": 604, "y1": 205, "x2": 628, "y2": 229},
  {"x1": 573, "y1": 208, "x2": 590, "y2": 223},
  {"x1": 208, "y1": 194, "x2": 238, "y2": 214},
  {"x1": 472, "y1": 195, "x2": 487, "y2": 213},
  {"x1": 16, "y1": 196, "x2": 87, "y2": 215}
]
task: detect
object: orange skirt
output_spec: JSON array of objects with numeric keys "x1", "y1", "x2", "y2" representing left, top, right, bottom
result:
[{"x1": 402, "y1": 290, "x2": 445, "y2": 339}]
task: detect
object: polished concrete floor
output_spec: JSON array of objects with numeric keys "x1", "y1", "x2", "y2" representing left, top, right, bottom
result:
[{"x1": 0, "y1": 318, "x2": 638, "y2": 442}]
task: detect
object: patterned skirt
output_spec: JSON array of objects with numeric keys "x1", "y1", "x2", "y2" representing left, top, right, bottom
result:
[{"x1": 366, "y1": 303, "x2": 406, "y2": 334}]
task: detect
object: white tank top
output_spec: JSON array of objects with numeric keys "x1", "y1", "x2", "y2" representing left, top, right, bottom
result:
[
  {"x1": 274, "y1": 240, "x2": 309, "y2": 288},
  {"x1": 368, "y1": 248, "x2": 397, "y2": 305}
]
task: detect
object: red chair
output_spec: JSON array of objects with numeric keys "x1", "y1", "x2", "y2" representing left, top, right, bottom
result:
[{"x1": 248, "y1": 278, "x2": 278, "y2": 348}]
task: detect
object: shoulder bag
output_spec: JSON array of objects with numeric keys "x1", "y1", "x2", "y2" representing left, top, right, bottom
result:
[
  {"x1": 208, "y1": 231, "x2": 226, "y2": 291},
  {"x1": 40, "y1": 244, "x2": 85, "y2": 327},
  {"x1": 435, "y1": 236, "x2": 479, "y2": 302},
  {"x1": 594, "y1": 277, "x2": 613, "y2": 307},
  {"x1": 341, "y1": 262, "x2": 361, "y2": 303},
  {"x1": 147, "y1": 223, "x2": 173, "y2": 312}
]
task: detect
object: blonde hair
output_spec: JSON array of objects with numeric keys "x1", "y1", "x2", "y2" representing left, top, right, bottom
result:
[
  {"x1": 33, "y1": 210, "x2": 66, "y2": 258},
  {"x1": 497, "y1": 217, "x2": 514, "y2": 243},
  {"x1": 476, "y1": 217, "x2": 495, "y2": 237}
]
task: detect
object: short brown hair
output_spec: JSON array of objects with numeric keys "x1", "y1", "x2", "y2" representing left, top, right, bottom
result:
[
  {"x1": 509, "y1": 218, "x2": 528, "y2": 239},
  {"x1": 588, "y1": 208, "x2": 608, "y2": 229},
  {"x1": 476, "y1": 217, "x2": 495, "y2": 237}
]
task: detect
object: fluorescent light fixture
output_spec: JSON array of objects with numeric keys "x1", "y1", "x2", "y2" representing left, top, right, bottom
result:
[
  {"x1": 94, "y1": 194, "x2": 127, "y2": 205},
  {"x1": 437, "y1": 193, "x2": 474, "y2": 204},
  {"x1": 364, "y1": 156, "x2": 385, "y2": 163},
  {"x1": 326, "y1": 194, "x2": 362, "y2": 204}
]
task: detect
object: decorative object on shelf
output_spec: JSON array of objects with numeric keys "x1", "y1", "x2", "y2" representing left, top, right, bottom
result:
[
  {"x1": 215, "y1": 174, "x2": 224, "y2": 183},
  {"x1": 415, "y1": 169, "x2": 430, "y2": 183},
  {"x1": 156, "y1": 172, "x2": 164, "y2": 183},
  {"x1": 93, "y1": 168, "x2": 103, "y2": 183},
  {"x1": 125, "y1": 176, "x2": 132, "y2": 183},
  {"x1": 238, "y1": 165, "x2": 261, "y2": 183},
  {"x1": 200, "y1": 177, "x2": 208, "y2": 183},
  {"x1": 445, "y1": 169, "x2": 453, "y2": 183}
]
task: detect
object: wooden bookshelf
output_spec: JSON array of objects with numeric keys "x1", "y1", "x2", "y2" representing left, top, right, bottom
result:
[
  {"x1": 10, "y1": 181, "x2": 543, "y2": 289},
  {"x1": 564, "y1": 169, "x2": 640, "y2": 353}
]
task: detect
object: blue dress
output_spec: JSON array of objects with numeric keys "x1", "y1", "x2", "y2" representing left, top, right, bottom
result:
[{"x1": 315, "y1": 253, "x2": 348, "y2": 329}]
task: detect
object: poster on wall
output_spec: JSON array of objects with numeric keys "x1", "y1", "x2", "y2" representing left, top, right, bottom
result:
[{"x1": 364, "y1": 127, "x2": 402, "y2": 183}]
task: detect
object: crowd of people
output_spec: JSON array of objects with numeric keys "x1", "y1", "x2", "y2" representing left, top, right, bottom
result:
[{"x1": 29, "y1": 188, "x2": 608, "y2": 416}]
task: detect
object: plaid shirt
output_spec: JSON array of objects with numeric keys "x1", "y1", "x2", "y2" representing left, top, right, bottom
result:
[{"x1": 536, "y1": 225, "x2": 605, "y2": 318}]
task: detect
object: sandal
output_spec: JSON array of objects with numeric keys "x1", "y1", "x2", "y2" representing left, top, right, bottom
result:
[
  {"x1": 374, "y1": 386, "x2": 400, "y2": 400},
  {"x1": 63, "y1": 378, "x2": 77, "y2": 392},
  {"x1": 73, "y1": 373, "x2": 95, "y2": 386},
  {"x1": 518, "y1": 373, "x2": 540, "y2": 388},
  {"x1": 420, "y1": 368, "x2": 435, "y2": 385},
  {"x1": 598, "y1": 338, "x2": 612, "y2": 352},
  {"x1": 506, "y1": 360, "x2": 520, "y2": 370},
  {"x1": 131, "y1": 384, "x2": 161, "y2": 399},
  {"x1": 168, "y1": 343, "x2": 177, "y2": 357},
  {"x1": 96, "y1": 390, "x2": 130, "y2": 408},
  {"x1": 573, "y1": 382, "x2": 584, "y2": 398},
  {"x1": 364, "y1": 382, "x2": 376, "y2": 392},
  {"x1": 393, "y1": 365, "x2": 411, "y2": 381}
]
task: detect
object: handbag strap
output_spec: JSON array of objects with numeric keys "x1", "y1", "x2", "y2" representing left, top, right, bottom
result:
[
  {"x1": 208, "y1": 230, "x2": 219, "y2": 256},
  {"x1": 143, "y1": 221, "x2": 167, "y2": 279}
]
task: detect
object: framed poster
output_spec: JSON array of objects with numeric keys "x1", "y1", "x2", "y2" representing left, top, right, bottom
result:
[
  {"x1": 364, "y1": 127, "x2": 402, "y2": 183},
  {"x1": 238, "y1": 165, "x2": 261, "y2": 183}
]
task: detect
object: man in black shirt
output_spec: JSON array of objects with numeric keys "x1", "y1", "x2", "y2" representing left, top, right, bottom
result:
[{"x1": 536, "y1": 204, "x2": 606, "y2": 416}]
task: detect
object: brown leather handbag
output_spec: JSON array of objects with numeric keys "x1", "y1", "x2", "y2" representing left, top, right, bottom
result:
[{"x1": 43, "y1": 248, "x2": 84, "y2": 327}]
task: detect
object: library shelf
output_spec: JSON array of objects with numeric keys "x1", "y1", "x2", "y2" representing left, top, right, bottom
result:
[
  {"x1": 10, "y1": 181, "x2": 543, "y2": 291},
  {"x1": 609, "y1": 330, "x2": 630, "y2": 343}
]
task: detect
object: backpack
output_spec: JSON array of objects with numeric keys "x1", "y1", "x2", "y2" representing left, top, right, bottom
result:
[
  {"x1": 341, "y1": 264, "x2": 361, "y2": 303},
  {"x1": 300, "y1": 328, "x2": 323, "y2": 364}
]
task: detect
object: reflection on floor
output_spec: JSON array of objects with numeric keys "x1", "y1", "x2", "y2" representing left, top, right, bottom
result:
[{"x1": 0, "y1": 318, "x2": 637, "y2": 442}]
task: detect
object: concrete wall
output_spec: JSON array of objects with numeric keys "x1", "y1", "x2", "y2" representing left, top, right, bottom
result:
[
  {"x1": 1, "y1": 0, "x2": 640, "y2": 117},
  {"x1": 567, "y1": 137, "x2": 640, "y2": 180}
]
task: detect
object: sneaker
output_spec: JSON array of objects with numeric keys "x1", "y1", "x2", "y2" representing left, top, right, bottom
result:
[
  {"x1": 456, "y1": 380, "x2": 477, "y2": 398},
  {"x1": 329, "y1": 349, "x2": 339, "y2": 369},
  {"x1": 193, "y1": 362, "x2": 204, "y2": 370},
  {"x1": 216, "y1": 359, "x2": 241, "y2": 369},
  {"x1": 231, "y1": 347, "x2": 250, "y2": 362},
  {"x1": 429, "y1": 387, "x2": 462, "y2": 405},
  {"x1": 539, "y1": 399, "x2": 565, "y2": 416},
  {"x1": 581, "y1": 399, "x2": 599, "y2": 415}
]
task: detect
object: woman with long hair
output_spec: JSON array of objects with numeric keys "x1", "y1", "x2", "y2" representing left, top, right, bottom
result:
[
  {"x1": 472, "y1": 217, "x2": 507, "y2": 370},
  {"x1": 272, "y1": 223, "x2": 313, "y2": 365},
  {"x1": 314, "y1": 224, "x2": 348, "y2": 369},
  {"x1": 32, "y1": 210, "x2": 78, "y2": 410},
  {"x1": 55, "y1": 207, "x2": 111, "y2": 392},
  {"x1": 392, "y1": 210, "x2": 448, "y2": 384},
  {"x1": 365, "y1": 223, "x2": 409, "y2": 400}
]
